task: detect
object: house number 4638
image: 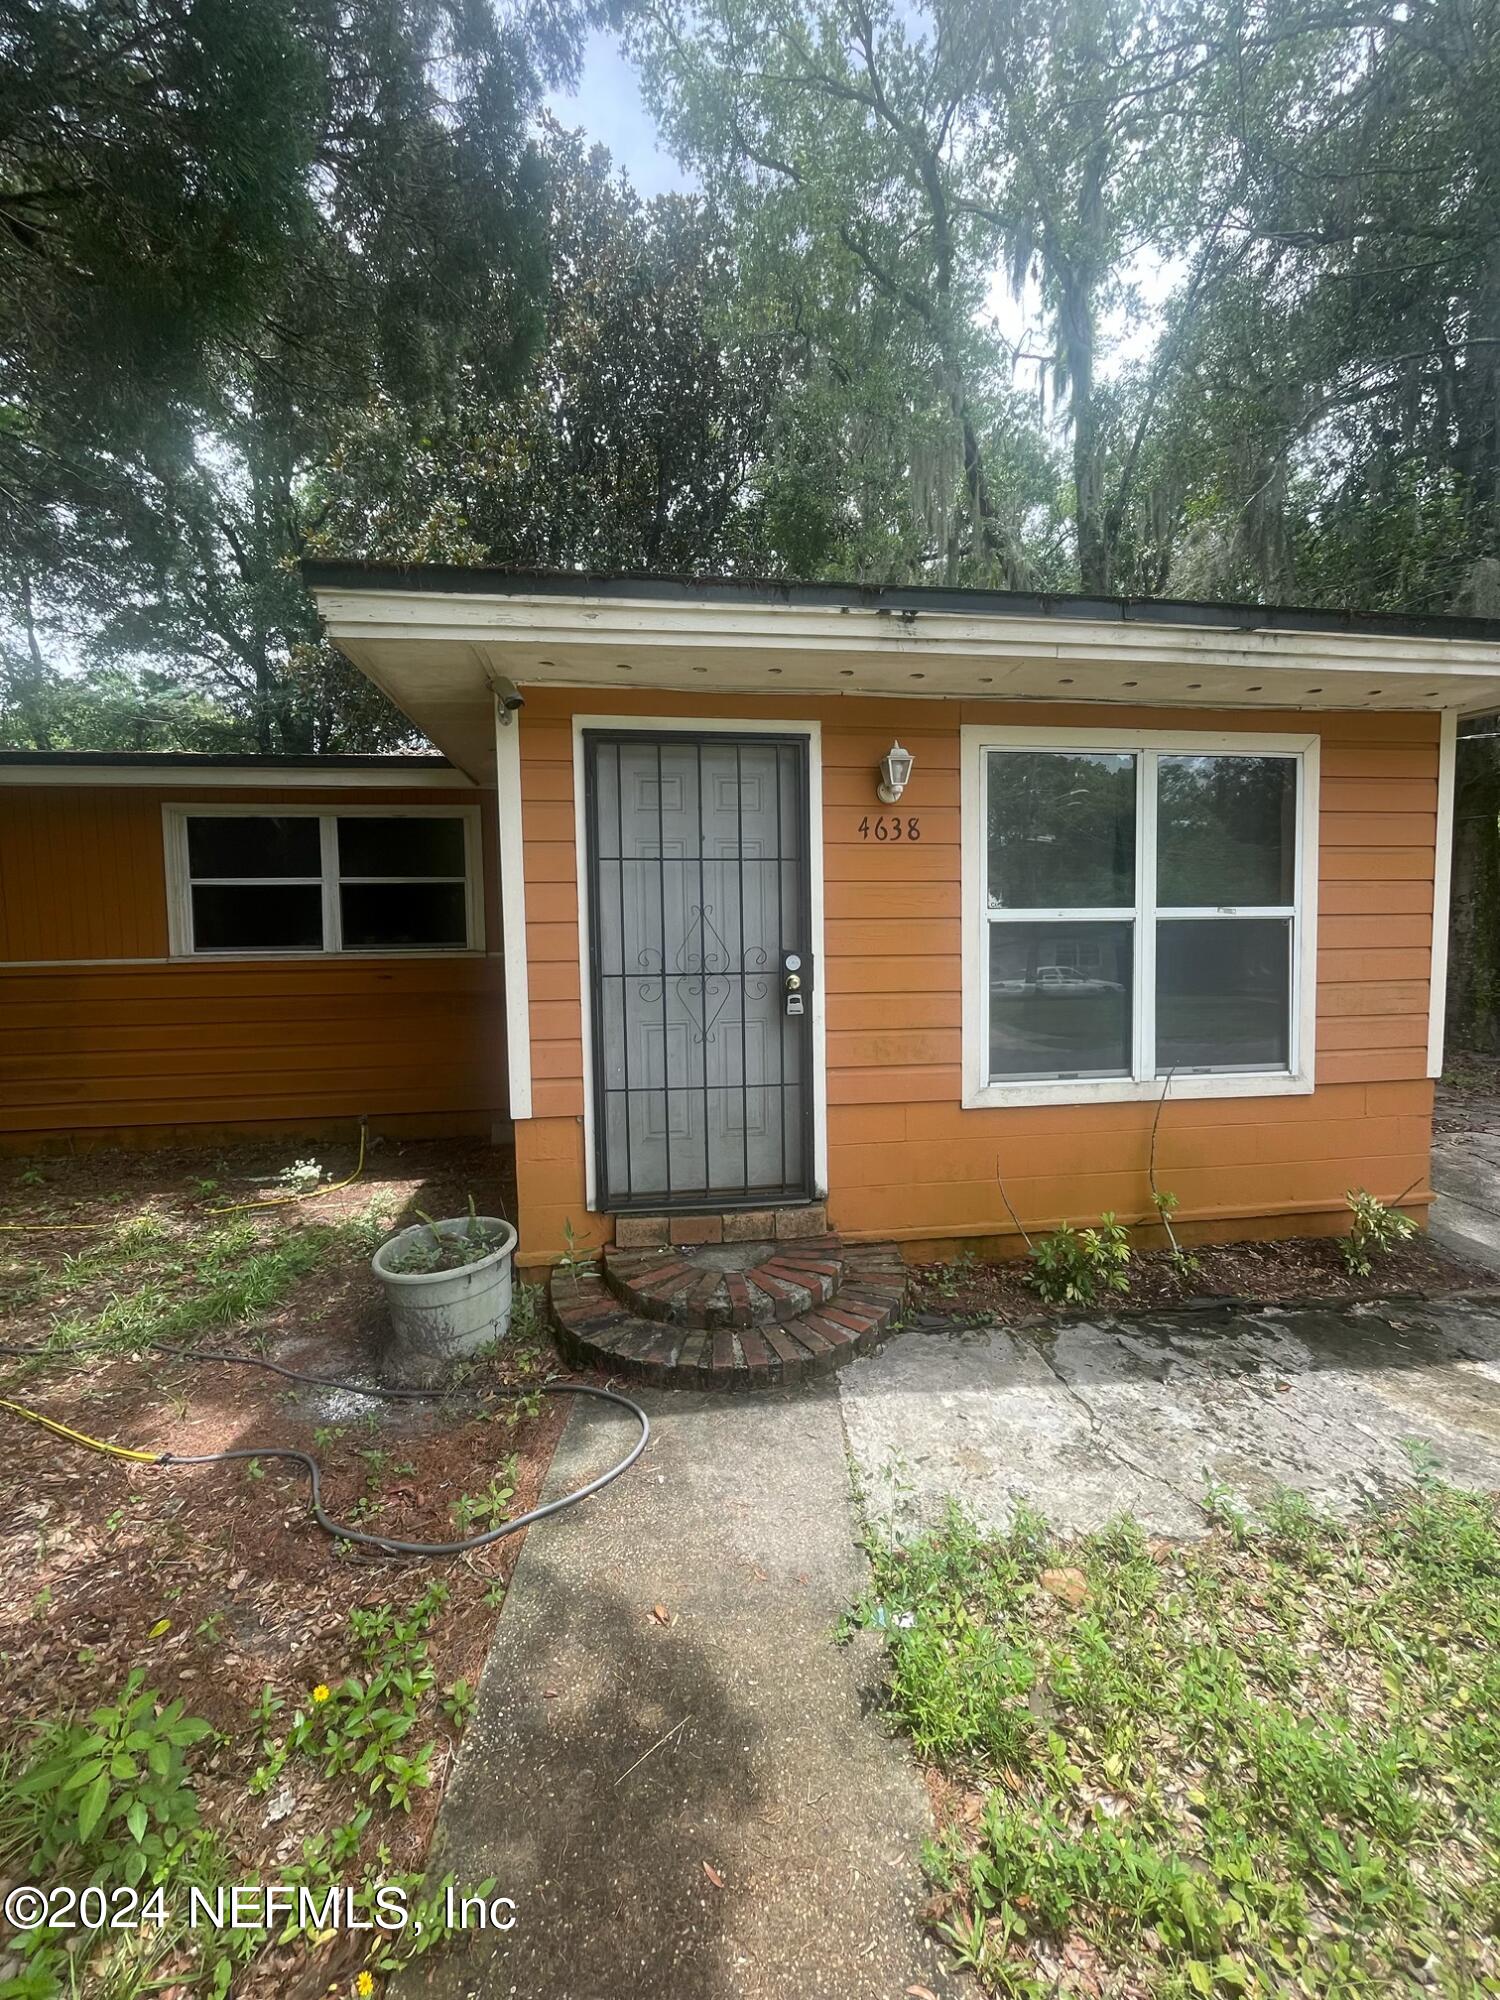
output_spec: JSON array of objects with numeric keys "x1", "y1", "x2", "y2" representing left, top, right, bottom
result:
[{"x1": 857, "y1": 814, "x2": 920, "y2": 841}]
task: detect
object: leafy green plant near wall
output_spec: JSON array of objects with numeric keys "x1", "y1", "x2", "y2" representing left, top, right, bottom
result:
[
  {"x1": 1026, "y1": 1216, "x2": 1133, "y2": 1308},
  {"x1": 1340, "y1": 1189, "x2": 1418, "y2": 1277}
]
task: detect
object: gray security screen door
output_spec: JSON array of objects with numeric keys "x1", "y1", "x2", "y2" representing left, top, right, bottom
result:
[{"x1": 584, "y1": 732, "x2": 814, "y2": 1211}]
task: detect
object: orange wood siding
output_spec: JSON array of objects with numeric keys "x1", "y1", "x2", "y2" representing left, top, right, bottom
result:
[
  {"x1": 511, "y1": 692, "x2": 1438, "y2": 1261},
  {"x1": 0, "y1": 785, "x2": 507, "y2": 1142}
]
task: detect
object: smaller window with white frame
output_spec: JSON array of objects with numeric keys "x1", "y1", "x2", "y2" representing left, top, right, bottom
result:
[
  {"x1": 964, "y1": 729, "x2": 1317, "y2": 1107},
  {"x1": 165, "y1": 807, "x2": 481, "y2": 956}
]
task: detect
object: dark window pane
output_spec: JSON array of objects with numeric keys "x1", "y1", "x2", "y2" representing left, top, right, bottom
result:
[
  {"x1": 1156, "y1": 919, "x2": 1291, "y2": 1072},
  {"x1": 337, "y1": 815, "x2": 465, "y2": 878},
  {"x1": 186, "y1": 815, "x2": 320, "y2": 879},
  {"x1": 1157, "y1": 756, "x2": 1296, "y2": 906},
  {"x1": 987, "y1": 751, "x2": 1136, "y2": 909},
  {"x1": 989, "y1": 922, "x2": 1132, "y2": 1080},
  {"x1": 191, "y1": 884, "x2": 322, "y2": 951},
  {"x1": 340, "y1": 882, "x2": 468, "y2": 949}
]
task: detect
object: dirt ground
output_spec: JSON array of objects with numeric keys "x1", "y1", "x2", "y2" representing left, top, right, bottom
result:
[{"x1": 0, "y1": 1137, "x2": 597, "y2": 1997}]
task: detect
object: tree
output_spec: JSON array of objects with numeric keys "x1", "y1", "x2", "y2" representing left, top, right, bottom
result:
[
  {"x1": 635, "y1": 0, "x2": 1043, "y2": 583},
  {"x1": 3, "y1": 0, "x2": 601, "y2": 751},
  {"x1": 635, "y1": 0, "x2": 1238, "y2": 590},
  {"x1": 1155, "y1": 0, "x2": 1500, "y2": 611},
  {"x1": 313, "y1": 131, "x2": 783, "y2": 574}
]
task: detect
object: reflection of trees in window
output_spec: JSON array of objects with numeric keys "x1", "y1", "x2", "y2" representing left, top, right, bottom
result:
[
  {"x1": 987, "y1": 752, "x2": 1136, "y2": 908},
  {"x1": 1158, "y1": 757, "x2": 1295, "y2": 905}
]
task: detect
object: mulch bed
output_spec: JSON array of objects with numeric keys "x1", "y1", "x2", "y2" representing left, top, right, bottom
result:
[
  {"x1": 908, "y1": 1229, "x2": 1498, "y2": 1325},
  {"x1": 0, "y1": 1139, "x2": 608, "y2": 1997}
]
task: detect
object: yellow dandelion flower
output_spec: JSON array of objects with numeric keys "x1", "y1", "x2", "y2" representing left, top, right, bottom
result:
[
  {"x1": 312, "y1": 1683, "x2": 331, "y2": 1704},
  {"x1": 355, "y1": 1973, "x2": 374, "y2": 1997}
]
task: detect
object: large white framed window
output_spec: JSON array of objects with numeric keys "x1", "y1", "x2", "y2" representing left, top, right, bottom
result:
[
  {"x1": 163, "y1": 804, "x2": 484, "y2": 957},
  {"x1": 960, "y1": 728, "x2": 1318, "y2": 1107}
]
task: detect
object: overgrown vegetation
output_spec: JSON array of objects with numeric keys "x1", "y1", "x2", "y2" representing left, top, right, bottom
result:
[
  {"x1": 0, "y1": 1585, "x2": 492, "y2": 1998},
  {"x1": 381, "y1": 1201, "x2": 508, "y2": 1276},
  {"x1": 852, "y1": 1475, "x2": 1500, "y2": 1996}
]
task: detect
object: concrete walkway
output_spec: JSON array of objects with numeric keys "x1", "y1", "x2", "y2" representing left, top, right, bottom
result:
[
  {"x1": 840, "y1": 1297, "x2": 1500, "y2": 1542},
  {"x1": 406, "y1": 1384, "x2": 948, "y2": 2000}
]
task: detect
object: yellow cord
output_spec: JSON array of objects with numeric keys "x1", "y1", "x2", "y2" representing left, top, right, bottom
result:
[
  {"x1": 0, "y1": 1395, "x2": 161, "y2": 1463},
  {"x1": 0, "y1": 1124, "x2": 367, "y2": 1232},
  {"x1": 0, "y1": 1217, "x2": 116, "y2": 1233},
  {"x1": 203, "y1": 1122, "x2": 367, "y2": 1215}
]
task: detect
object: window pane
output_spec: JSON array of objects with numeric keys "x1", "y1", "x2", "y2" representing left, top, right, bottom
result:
[
  {"x1": 191, "y1": 884, "x2": 322, "y2": 951},
  {"x1": 186, "y1": 815, "x2": 320, "y2": 879},
  {"x1": 989, "y1": 922, "x2": 1132, "y2": 1080},
  {"x1": 1157, "y1": 756, "x2": 1295, "y2": 907},
  {"x1": 340, "y1": 882, "x2": 468, "y2": 950},
  {"x1": 338, "y1": 815, "x2": 465, "y2": 878},
  {"x1": 1156, "y1": 919, "x2": 1291, "y2": 1072},
  {"x1": 987, "y1": 752, "x2": 1136, "y2": 909}
]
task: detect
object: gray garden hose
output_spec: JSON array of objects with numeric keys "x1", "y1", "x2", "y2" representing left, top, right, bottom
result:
[{"x1": 0, "y1": 1337, "x2": 650, "y2": 1558}]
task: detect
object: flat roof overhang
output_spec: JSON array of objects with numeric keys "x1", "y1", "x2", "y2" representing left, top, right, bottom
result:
[{"x1": 303, "y1": 566, "x2": 1500, "y2": 782}]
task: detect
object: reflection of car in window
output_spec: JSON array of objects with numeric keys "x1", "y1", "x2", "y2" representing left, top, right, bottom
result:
[{"x1": 992, "y1": 963, "x2": 1126, "y2": 995}]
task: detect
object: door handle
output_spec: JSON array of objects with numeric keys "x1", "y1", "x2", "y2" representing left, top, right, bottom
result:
[{"x1": 783, "y1": 951, "x2": 810, "y2": 1017}]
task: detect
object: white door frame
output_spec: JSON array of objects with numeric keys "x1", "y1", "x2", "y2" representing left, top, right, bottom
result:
[{"x1": 571, "y1": 714, "x2": 827, "y2": 1212}]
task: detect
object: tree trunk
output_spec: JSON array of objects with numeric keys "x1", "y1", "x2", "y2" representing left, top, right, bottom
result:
[{"x1": 1448, "y1": 732, "x2": 1500, "y2": 1055}]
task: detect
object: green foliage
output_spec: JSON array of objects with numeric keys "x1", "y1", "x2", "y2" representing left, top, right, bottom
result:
[
  {"x1": 0, "y1": 1669, "x2": 215, "y2": 1883},
  {"x1": 47, "y1": 1218, "x2": 344, "y2": 1355},
  {"x1": 4, "y1": 0, "x2": 598, "y2": 754},
  {"x1": 1026, "y1": 1215, "x2": 1132, "y2": 1307},
  {"x1": 858, "y1": 1481, "x2": 1500, "y2": 1995},
  {"x1": 0, "y1": 1673, "x2": 249, "y2": 1999},
  {"x1": 10, "y1": 0, "x2": 1500, "y2": 761},
  {"x1": 253, "y1": 1582, "x2": 452, "y2": 1811},
  {"x1": 1339, "y1": 1190, "x2": 1418, "y2": 1279}
]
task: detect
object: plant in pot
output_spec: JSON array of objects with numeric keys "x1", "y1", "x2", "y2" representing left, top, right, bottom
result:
[{"x1": 372, "y1": 1199, "x2": 518, "y2": 1387}]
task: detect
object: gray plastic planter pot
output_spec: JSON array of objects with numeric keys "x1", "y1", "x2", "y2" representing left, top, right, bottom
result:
[{"x1": 372, "y1": 1217, "x2": 518, "y2": 1387}]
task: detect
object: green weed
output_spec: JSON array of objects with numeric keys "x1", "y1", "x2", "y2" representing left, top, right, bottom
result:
[{"x1": 859, "y1": 1483, "x2": 1500, "y2": 1995}]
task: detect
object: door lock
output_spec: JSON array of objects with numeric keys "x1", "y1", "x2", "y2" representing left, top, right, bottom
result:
[{"x1": 783, "y1": 950, "x2": 811, "y2": 1017}]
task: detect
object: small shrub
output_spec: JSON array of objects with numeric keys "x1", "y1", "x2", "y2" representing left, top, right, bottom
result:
[
  {"x1": 1340, "y1": 1189, "x2": 1417, "y2": 1277},
  {"x1": 1027, "y1": 1214, "x2": 1132, "y2": 1307}
]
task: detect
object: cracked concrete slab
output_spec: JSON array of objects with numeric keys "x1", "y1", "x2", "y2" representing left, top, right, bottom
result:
[{"x1": 840, "y1": 1298, "x2": 1500, "y2": 1541}]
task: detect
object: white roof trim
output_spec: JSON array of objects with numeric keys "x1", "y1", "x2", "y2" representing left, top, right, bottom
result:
[{"x1": 313, "y1": 588, "x2": 1500, "y2": 715}]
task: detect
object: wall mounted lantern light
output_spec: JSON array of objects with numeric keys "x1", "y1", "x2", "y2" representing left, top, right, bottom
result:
[{"x1": 877, "y1": 740, "x2": 914, "y2": 804}]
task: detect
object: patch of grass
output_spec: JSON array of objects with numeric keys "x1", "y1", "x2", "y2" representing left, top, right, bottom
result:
[
  {"x1": 855, "y1": 1482, "x2": 1500, "y2": 1995},
  {"x1": 41, "y1": 1216, "x2": 375, "y2": 1357}
]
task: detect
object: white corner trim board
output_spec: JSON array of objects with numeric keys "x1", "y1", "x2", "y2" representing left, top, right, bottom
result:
[
  {"x1": 1429, "y1": 709, "x2": 1458, "y2": 1079},
  {"x1": 495, "y1": 699, "x2": 533, "y2": 1121}
]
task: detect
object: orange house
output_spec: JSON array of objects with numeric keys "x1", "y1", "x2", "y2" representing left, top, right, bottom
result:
[
  {"x1": 298, "y1": 565, "x2": 1500, "y2": 1307},
  {"x1": 0, "y1": 753, "x2": 507, "y2": 1146}
]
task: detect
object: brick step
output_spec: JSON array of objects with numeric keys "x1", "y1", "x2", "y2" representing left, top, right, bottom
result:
[
  {"x1": 601, "y1": 1237, "x2": 845, "y2": 1329},
  {"x1": 549, "y1": 1242, "x2": 908, "y2": 1391}
]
